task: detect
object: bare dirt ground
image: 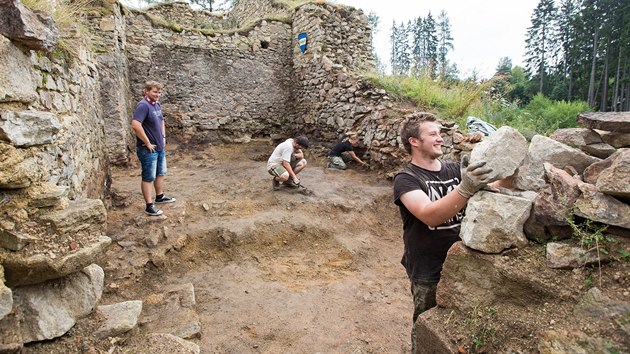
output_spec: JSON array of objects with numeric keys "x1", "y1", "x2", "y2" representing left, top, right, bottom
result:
[{"x1": 26, "y1": 139, "x2": 413, "y2": 353}]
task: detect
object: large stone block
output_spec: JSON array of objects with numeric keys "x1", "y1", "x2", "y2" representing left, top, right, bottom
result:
[
  {"x1": 0, "y1": 109, "x2": 60, "y2": 147},
  {"x1": 514, "y1": 135, "x2": 601, "y2": 191},
  {"x1": 593, "y1": 148, "x2": 630, "y2": 200},
  {"x1": 460, "y1": 191, "x2": 531, "y2": 254},
  {"x1": 13, "y1": 264, "x2": 104, "y2": 343},
  {"x1": 0, "y1": 142, "x2": 39, "y2": 189},
  {"x1": 2, "y1": 235, "x2": 111, "y2": 287},
  {"x1": 39, "y1": 198, "x2": 107, "y2": 236},
  {"x1": 0, "y1": 35, "x2": 38, "y2": 103},
  {"x1": 574, "y1": 183, "x2": 630, "y2": 230},
  {"x1": 0, "y1": 0, "x2": 58, "y2": 52},
  {"x1": 577, "y1": 112, "x2": 630, "y2": 133},
  {"x1": 94, "y1": 300, "x2": 143, "y2": 338},
  {"x1": 437, "y1": 242, "x2": 558, "y2": 311},
  {"x1": 470, "y1": 126, "x2": 528, "y2": 181},
  {"x1": 0, "y1": 265, "x2": 12, "y2": 321}
]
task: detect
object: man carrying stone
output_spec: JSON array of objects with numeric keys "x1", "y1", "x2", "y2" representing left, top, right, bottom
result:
[
  {"x1": 392, "y1": 112, "x2": 511, "y2": 353},
  {"x1": 267, "y1": 136, "x2": 309, "y2": 190},
  {"x1": 131, "y1": 81, "x2": 176, "y2": 216}
]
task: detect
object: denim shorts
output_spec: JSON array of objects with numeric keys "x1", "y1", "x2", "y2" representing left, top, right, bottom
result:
[{"x1": 136, "y1": 147, "x2": 167, "y2": 182}]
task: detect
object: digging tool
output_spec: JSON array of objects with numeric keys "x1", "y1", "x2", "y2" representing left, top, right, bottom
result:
[{"x1": 295, "y1": 182, "x2": 313, "y2": 195}]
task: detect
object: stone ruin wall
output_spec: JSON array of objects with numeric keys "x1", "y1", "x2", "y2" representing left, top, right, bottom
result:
[
  {"x1": 88, "y1": 1, "x2": 133, "y2": 166},
  {"x1": 124, "y1": 4, "x2": 297, "y2": 144},
  {"x1": 231, "y1": 0, "x2": 291, "y2": 28},
  {"x1": 121, "y1": 1, "x2": 408, "y2": 168},
  {"x1": 0, "y1": 40, "x2": 108, "y2": 201},
  {"x1": 0, "y1": 1, "x2": 111, "y2": 347}
]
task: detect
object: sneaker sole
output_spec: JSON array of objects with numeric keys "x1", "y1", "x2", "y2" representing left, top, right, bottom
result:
[
  {"x1": 155, "y1": 199, "x2": 176, "y2": 204},
  {"x1": 145, "y1": 210, "x2": 163, "y2": 216}
]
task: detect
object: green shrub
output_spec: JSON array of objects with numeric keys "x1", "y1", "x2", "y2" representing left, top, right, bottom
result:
[{"x1": 523, "y1": 93, "x2": 590, "y2": 135}]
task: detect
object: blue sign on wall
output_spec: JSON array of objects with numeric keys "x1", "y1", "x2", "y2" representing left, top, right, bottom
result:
[{"x1": 298, "y1": 32, "x2": 307, "y2": 53}]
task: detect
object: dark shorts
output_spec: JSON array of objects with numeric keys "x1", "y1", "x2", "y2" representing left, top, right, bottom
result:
[{"x1": 137, "y1": 147, "x2": 167, "y2": 182}]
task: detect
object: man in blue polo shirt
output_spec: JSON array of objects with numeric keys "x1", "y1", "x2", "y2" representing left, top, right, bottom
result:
[{"x1": 131, "y1": 81, "x2": 176, "y2": 216}]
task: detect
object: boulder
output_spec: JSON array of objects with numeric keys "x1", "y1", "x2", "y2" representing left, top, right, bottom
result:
[
  {"x1": 592, "y1": 149, "x2": 630, "y2": 201},
  {"x1": 595, "y1": 129, "x2": 630, "y2": 148},
  {"x1": 549, "y1": 128, "x2": 602, "y2": 147},
  {"x1": 460, "y1": 191, "x2": 531, "y2": 254},
  {"x1": 546, "y1": 242, "x2": 608, "y2": 269},
  {"x1": 469, "y1": 126, "x2": 528, "y2": 181},
  {"x1": 0, "y1": 142, "x2": 38, "y2": 189},
  {"x1": 27, "y1": 183, "x2": 69, "y2": 208},
  {"x1": 0, "y1": 110, "x2": 60, "y2": 147},
  {"x1": 514, "y1": 135, "x2": 601, "y2": 191},
  {"x1": 577, "y1": 112, "x2": 630, "y2": 133},
  {"x1": 2, "y1": 235, "x2": 111, "y2": 287},
  {"x1": 574, "y1": 183, "x2": 630, "y2": 230},
  {"x1": 532, "y1": 163, "x2": 582, "y2": 226},
  {"x1": 524, "y1": 164, "x2": 582, "y2": 242},
  {"x1": 13, "y1": 264, "x2": 104, "y2": 343},
  {"x1": 0, "y1": 36, "x2": 38, "y2": 103},
  {"x1": 437, "y1": 242, "x2": 558, "y2": 311},
  {"x1": 580, "y1": 142, "x2": 616, "y2": 159},
  {"x1": 414, "y1": 308, "x2": 453, "y2": 354},
  {"x1": 0, "y1": 228, "x2": 38, "y2": 251},
  {"x1": 39, "y1": 198, "x2": 107, "y2": 236},
  {"x1": 94, "y1": 300, "x2": 143, "y2": 338},
  {"x1": 119, "y1": 333, "x2": 200, "y2": 354},
  {"x1": 0, "y1": 0, "x2": 58, "y2": 52},
  {"x1": 0, "y1": 265, "x2": 12, "y2": 321}
]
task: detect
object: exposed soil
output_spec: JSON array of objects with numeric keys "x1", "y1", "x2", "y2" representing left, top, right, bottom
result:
[
  {"x1": 23, "y1": 140, "x2": 630, "y2": 354},
  {"x1": 25, "y1": 139, "x2": 412, "y2": 353}
]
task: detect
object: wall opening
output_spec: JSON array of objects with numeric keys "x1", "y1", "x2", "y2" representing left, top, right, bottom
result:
[{"x1": 260, "y1": 40, "x2": 269, "y2": 49}]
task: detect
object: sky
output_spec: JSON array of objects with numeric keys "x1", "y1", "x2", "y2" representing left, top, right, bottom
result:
[{"x1": 334, "y1": 0, "x2": 540, "y2": 79}]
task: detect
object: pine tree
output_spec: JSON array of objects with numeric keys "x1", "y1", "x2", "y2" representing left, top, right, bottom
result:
[
  {"x1": 436, "y1": 10, "x2": 454, "y2": 81},
  {"x1": 422, "y1": 12, "x2": 438, "y2": 78},
  {"x1": 524, "y1": 0, "x2": 558, "y2": 94},
  {"x1": 390, "y1": 21, "x2": 400, "y2": 75},
  {"x1": 411, "y1": 16, "x2": 424, "y2": 75}
]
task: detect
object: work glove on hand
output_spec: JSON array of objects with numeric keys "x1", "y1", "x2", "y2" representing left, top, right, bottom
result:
[
  {"x1": 292, "y1": 176, "x2": 300, "y2": 185},
  {"x1": 456, "y1": 155, "x2": 493, "y2": 199}
]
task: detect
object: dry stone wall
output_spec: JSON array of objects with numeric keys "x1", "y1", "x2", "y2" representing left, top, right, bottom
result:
[
  {"x1": 0, "y1": 2, "x2": 110, "y2": 349},
  {"x1": 231, "y1": 0, "x2": 290, "y2": 27},
  {"x1": 87, "y1": 1, "x2": 133, "y2": 166},
  {"x1": 146, "y1": 2, "x2": 236, "y2": 30},
  {"x1": 125, "y1": 9, "x2": 296, "y2": 142}
]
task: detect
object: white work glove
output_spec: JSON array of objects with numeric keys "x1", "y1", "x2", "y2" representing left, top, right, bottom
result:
[
  {"x1": 292, "y1": 176, "x2": 300, "y2": 185},
  {"x1": 456, "y1": 155, "x2": 493, "y2": 199}
]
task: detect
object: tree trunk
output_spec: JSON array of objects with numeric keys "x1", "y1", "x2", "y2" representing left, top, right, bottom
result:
[
  {"x1": 539, "y1": 24, "x2": 546, "y2": 93},
  {"x1": 588, "y1": 29, "x2": 599, "y2": 108},
  {"x1": 600, "y1": 36, "x2": 610, "y2": 112},
  {"x1": 613, "y1": 45, "x2": 622, "y2": 112}
]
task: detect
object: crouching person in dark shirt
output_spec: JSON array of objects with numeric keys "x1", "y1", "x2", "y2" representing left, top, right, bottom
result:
[{"x1": 327, "y1": 133, "x2": 366, "y2": 170}]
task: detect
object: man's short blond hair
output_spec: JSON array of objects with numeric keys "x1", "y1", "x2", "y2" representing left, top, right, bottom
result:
[
  {"x1": 144, "y1": 81, "x2": 163, "y2": 93},
  {"x1": 400, "y1": 112, "x2": 438, "y2": 154}
]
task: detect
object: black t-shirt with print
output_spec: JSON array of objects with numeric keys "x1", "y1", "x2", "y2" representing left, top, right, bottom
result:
[{"x1": 393, "y1": 161, "x2": 463, "y2": 284}]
